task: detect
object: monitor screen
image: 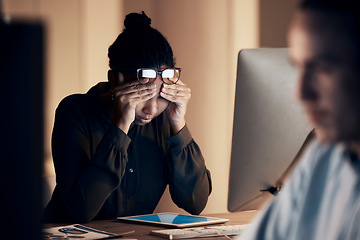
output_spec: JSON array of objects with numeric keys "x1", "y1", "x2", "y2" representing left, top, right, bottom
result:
[
  {"x1": 227, "y1": 48, "x2": 313, "y2": 212},
  {"x1": 1, "y1": 20, "x2": 44, "y2": 240}
]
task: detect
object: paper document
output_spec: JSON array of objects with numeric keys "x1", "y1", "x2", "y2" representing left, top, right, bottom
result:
[{"x1": 43, "y1": 224, "x2": 123, "y2": 239}]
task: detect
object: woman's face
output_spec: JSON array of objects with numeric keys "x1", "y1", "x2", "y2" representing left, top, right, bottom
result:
[
  {"x1": 118, "y1": 65, "x2": 170, "y2": 126},
  {"x1": 133, "y1": 72, "x2": 169, "y2": 125}
]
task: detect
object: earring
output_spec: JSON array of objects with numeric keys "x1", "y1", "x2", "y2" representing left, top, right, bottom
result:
[{"x1": 111, "y1": 90, "x2": 114, "y2": 101}]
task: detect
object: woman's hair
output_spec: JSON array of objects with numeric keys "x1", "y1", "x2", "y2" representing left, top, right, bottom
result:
[{"x1": 108, "y1": 11, "x2": 175, "y2": 73}]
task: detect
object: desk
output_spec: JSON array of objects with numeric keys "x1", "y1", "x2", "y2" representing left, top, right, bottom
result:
[{"x1": 45, "y1": 211, "x2": 257, "y2": 240}]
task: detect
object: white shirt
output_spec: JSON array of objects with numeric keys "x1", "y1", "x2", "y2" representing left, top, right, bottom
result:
[{"x1": 239, "y1": 140, "x2": 360, "y2": 240}]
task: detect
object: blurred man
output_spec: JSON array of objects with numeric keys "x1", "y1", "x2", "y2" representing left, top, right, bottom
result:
[{"x1": 240, "y1": 0, "x2": 360, "y2": 239}]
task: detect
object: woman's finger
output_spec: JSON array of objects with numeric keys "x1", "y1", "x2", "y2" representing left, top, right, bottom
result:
[
  {"x1": 113, "y1": 82, "x2": 157, "y2": 98},
  {"x1": 161, "y1": 83, "x2": 190, "y2": 101}
]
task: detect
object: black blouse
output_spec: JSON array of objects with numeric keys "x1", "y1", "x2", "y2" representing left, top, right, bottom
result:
[{"x1": 43, "y1": 82, "x2": 212, "y2": 223}]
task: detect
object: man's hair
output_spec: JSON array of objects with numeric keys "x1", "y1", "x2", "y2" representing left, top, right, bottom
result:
[
  {"x1": 300, "y1": 0, "x2": 358, "y2": 12},
  {"x1": 108, "y1": 11, "x2": 175, "y2": 73},
  {"x1": 299, "y1": 0, "x2": 360, "y2": 63}
]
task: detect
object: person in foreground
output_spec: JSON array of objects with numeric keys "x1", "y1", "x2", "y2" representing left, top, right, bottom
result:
[
  {"x1": 43, "y1": 11, "x2": 212, "y2": 223},
  {"x1": 239, "y1": 0, "x2": 360, "y2": 239}
]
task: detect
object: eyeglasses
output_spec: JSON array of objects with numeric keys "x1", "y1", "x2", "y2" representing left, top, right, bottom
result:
[{"x1": 136, "y1": 68, "x2": 181, "y2": 85}]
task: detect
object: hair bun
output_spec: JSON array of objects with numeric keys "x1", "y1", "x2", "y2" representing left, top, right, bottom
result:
[{"x1": 124, "y1": 11, "x2": 151, "y2": 30}]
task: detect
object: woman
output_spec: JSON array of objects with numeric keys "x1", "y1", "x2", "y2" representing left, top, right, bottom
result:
[{"x1": 43, "y1": 11, "x2": 212, "y2": 223}]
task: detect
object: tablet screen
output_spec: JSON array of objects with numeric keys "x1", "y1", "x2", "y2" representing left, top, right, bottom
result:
[{"x1": 117, "y1": 213, "x2": 229, "y2": 228}]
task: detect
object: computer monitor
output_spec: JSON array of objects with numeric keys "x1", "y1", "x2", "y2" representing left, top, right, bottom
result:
[
  {"x1": 227, "y1": 48, "x2": 313, "y2": 212},
  {"x1": 1, "y1": 19, "x2": 44, "y2": 239}
]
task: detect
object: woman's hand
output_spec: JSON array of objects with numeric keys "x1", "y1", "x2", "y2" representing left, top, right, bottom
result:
[
  {"x1": 160, "y1": 79, "x2": 191, "y2": 135},
  {"x1": 111, "y1": 76, "x2": 157, "y2": 133}
]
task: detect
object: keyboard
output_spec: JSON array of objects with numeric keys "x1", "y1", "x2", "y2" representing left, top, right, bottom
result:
[{"x1": 150, "y1": 224, "x2": 249, "y2": 239}]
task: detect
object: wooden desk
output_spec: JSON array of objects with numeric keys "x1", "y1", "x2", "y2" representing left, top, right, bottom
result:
[{"x1": 46, "y1": 211, "x2": 257, "y2": 240}]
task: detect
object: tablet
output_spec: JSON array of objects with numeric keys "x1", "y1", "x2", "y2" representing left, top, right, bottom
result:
[{"x1": 117, "y1": 212, "x2": 229, "y2": 228}]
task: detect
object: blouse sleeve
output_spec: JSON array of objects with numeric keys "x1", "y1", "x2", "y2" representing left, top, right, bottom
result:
[
  {"x1": 50, "y1": 95, "x2": 130, "y2": 222},
  {"x1": 165, "y1": 125, "x2": 212, "y2": 215}
]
